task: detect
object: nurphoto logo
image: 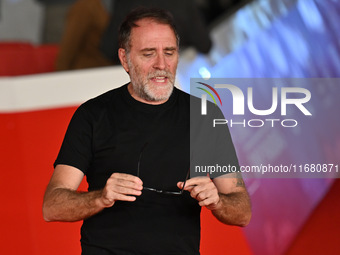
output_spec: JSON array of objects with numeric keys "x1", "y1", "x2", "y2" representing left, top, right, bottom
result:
[{"x1": 195, "y1": 80, "x2": 312, "y2": 128}]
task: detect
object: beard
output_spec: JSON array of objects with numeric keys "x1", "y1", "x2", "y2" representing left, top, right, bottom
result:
[{"x1": 127, "y1": 57, "x2": 175, "y2": 102}]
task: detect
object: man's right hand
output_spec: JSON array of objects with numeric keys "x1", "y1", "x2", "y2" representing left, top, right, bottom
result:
[
  {"x1": 99, "y1": 173, "x2": 143, "y2": 208},
  {"x1": 43, "y1": 165, "x2": 143, "y2": 222}
]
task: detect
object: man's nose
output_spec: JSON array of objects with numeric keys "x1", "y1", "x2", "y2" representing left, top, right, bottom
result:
[{"x1": 153, "y1": 54, "x2": 166, "y2": 70}]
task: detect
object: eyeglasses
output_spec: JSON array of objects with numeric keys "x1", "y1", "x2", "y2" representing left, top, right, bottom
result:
[{"x1": 137, "y1": 143, "x2": 189, "y2": 195}]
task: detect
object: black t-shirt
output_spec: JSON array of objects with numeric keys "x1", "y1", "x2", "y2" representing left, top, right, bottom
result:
[
  {"x1": 55, "y1": 85, "x2": 201, "y2": 254},
  {"x1": 55, "y1": 84, "x2": 239, "y2": 254}
]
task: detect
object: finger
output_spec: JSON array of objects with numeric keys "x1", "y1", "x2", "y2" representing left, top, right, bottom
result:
[
  {"x1": 177, "y1": 182, "x2": 197, "y2": 193},
  {"x1": 114, "y1": 193, "x2": 138, "y2": 202},
  {"x1": 178, "y1": 176, "x2": 212, "y2": 191},
  {"x1": 185, "y1": 179, "x2": 213, "y2": 194},
  {"x1": 189, "y1": 185, "x2": 206, "y2": 199},
  {"x1": 111, "y1": 185, "x2": 142, "y2": 196},
  {"x1": 110, "y1": 173, "x2": 143, "y2": 185},
  {"x1": 177, "y1": 181, "x2": 191, "y2": 189},
  {"x1": 183, "y1": 176, "x2": 211, "y2": 188},
  {"x1": 116, "y1": 179, "x2": 143, "y2": 191},
  {"x1": 101, "y1": 191, "x2": 138, "y2": 207},
  {"x1": 195, "y1": 191, "x2": 210, "y2": 202},
  {"x1": 108, "y1": 176, "x2": 143, "y2": 191},
  {"x1": 192, "y1": 186, "x2": 218, "y2": 202},
  {"x1": 198, "y1": 197, "x2": 218, "y2": 207}
]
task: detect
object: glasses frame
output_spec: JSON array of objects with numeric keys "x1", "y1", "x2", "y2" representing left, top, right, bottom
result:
[{"x1": 137, "y1": 143, "x2": 189, "y2": 195}]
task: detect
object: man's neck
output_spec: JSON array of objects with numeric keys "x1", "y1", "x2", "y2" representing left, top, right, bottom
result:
[{"x1": 127, "y1": 83, "x2": 169, "y2": 105}]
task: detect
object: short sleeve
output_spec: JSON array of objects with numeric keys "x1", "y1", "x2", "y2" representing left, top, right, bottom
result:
[
  {"x1": 190, "y1": 101, "x2": 240, "y2": 178},
  {"x1": 209, "y1": 104, "x2": 240, "y2": 178},
  {"x1": 54, "y1": 104, "x2": 93, "y2": 174}
]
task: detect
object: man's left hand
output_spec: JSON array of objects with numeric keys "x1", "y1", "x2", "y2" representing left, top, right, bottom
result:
[{"x1": 177, "y1": 177, "x2": 221, "y2": 210}]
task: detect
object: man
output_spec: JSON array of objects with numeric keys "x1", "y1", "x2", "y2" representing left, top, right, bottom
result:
[{"x1": 43, "y1": 7, "x2": 251, "y2": 254}]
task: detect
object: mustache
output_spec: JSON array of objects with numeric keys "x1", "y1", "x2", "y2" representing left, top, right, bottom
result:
[{"x1": 148, "y1": 70, "x2": 174, "y2": 80}]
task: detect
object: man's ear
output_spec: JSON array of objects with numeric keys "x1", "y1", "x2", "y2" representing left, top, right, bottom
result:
[{"x1": 118, "y1": 48, "x2": 129, "y2": 73}]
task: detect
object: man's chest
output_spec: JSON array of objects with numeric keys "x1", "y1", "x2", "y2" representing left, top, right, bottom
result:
[{"x1": 86, "y1": 108, "x2": 190, "y2": 190}]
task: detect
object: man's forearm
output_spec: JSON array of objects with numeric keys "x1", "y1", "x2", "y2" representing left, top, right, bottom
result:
[
  {"x1": 212, "y1": 191, "x2": 251, "y2": 227},
  {"x1": 43, "y1": 188, "x2": 104, "y2": 222}
]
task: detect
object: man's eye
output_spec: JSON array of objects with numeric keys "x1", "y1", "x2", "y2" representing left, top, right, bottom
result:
[
  {"x1": 143, "y1": 53, "x2": 153, "y2": 57},
  {"x1": 165, "y1": 52, "x2": 174, "y2": 56}
]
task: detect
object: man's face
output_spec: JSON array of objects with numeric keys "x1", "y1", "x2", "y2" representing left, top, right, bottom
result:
[{"x1": 119, "y1": 18, "x2": 179, "y2": 104}]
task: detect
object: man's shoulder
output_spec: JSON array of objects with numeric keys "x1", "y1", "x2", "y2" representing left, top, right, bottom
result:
[
  {"x1": 174, "y1": 86, "x2": 199, "y2": 103},
  {"x1": 81, "y1": 84, "x2": 126, "y2": 109},
  {"x1": 174, "y1": 87, "x2": 205, "y2": 107}
]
